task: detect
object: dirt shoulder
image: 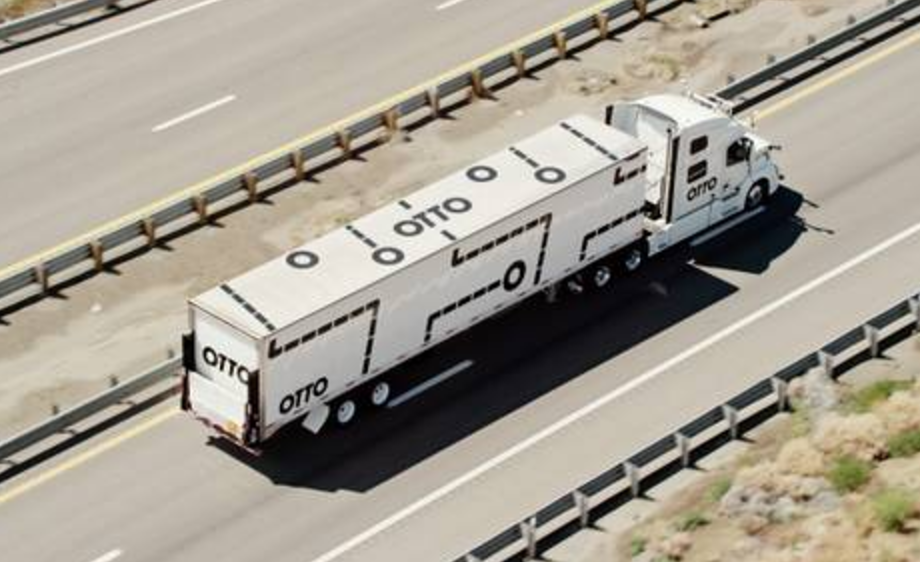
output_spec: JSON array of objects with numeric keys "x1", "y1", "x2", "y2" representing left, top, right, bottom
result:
[
  {"x1": 612, "y1": 334, "x2": 920, "y2": 562},
  {"x1": 0, "y1": 0, "x2": 886, "y2": 438}
]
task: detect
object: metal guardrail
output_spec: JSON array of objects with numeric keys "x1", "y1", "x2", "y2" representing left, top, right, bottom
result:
[
  {"x1": 455, "y1": 293, "x2": 920, "y2": 562},
  {"x1": 0, "y1": 358, "x2": 179, "y2": 462},
  {"x1": 0, "y1": 0, "x2": 673, "y2": 312},
  {"x1": 0, "y1": 0, "x2": 125, "y2": 41}
]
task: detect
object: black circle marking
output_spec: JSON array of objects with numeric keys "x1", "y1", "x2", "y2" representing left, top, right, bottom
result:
[
  {"x1": 286, "y1": 250, "x2": 319, "y2": 269},
  {"x1": 372, "y1": 246, "x2": 405, "y2": 266},
  {"x1": 202, "y1": 346, "x2": 218, "y2": 366},
  {"x1": 394, "y1": 220, "x2": 424, "y2": 237},
  {"x1": 503, "y1": 260, "x2": 527, "y2": 291},
  {"x1": 467, "y1": 165, "x2": 497, "y2": 182},
  {"x1": 535, "y1": 167, "x2": 566, "y2": 184},
  {"x1": 443, "y1": 197, "x2": 472, "y2": 214}
]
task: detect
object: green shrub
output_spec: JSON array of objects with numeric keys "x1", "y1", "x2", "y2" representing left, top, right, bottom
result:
[
  {"x1": 845, "y1": 380, "x2": 913, "y2": 413},
  {"x1": 827, "y1": 456, "x2": 872, "y2": 493},
  {"x1": 708, "y1": 477, "x2": 732, "y2": 503},
  {"x1": 675, "y1": 510, "x2": 710, "y2": 532},
  {"x1": 887, "y1": 429, "x2": 920, "y2": 458},
  {"x1": 872, "y1": 488, "x2": 916, "y2": 532},
  {"x1": 629, "y1": 536, "x2": 647, "y2": 557}
]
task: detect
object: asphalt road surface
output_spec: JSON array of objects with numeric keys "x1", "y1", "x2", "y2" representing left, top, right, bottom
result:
[
  {"x1": 1, "y1": 28, "x2": 919, "y2": 562},
  {"x1": 0, "y1": 0, "x2": 619, "y2": 267}
]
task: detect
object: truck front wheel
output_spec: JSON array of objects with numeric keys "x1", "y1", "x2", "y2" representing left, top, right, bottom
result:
[{"x1": 745, "y1": 180, "x2": 769, "y2": 210}]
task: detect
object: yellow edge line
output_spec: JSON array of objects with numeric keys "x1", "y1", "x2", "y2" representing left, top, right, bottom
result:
[
  {"x1": 0, "y1": 16, "x2": 916, "y2": 513},
  {"x1": 0, "y1": 407, "x2": 178, "y2": 507},
  {"x1": 0, "y1": 0, "x2": 622, "y2": 281}
]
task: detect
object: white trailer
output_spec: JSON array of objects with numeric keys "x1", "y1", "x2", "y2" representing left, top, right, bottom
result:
[{"x1": 182, "y1": 94, "x2": 780, "y2": 449}]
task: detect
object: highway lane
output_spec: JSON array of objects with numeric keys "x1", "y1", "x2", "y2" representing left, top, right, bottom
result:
[
  {"x1": 1, "y1": 32, "x2": 919, "y2": 562},
  {"x1": 0, "y1": 0, "x2": 619, "y2": 267}
]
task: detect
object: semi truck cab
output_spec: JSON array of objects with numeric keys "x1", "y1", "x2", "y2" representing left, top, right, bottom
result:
[{"x1": 606, "y1": 93, "x2": 780, "y2": 256}]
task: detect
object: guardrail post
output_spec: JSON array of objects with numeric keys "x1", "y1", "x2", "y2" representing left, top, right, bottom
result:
[
  {"x1": 909, "y1": 296, "x2": 920, "y2": 331},
  {"x1": 338, "y1": 130, "x2": 352, "y2": 158},
  {"x1": 90, "y1": 240, "x2": 104, "y2": 272},
  {"x1": 574, "y1": 490, "x2": 590, "y2": 528},
  {"x1": 243, "y1": 172, "x2": 259, "y2": 203},
  {"x1": 722, "y1": 405, "x2": 739, "y2": 440},
  {"x1": 427, "y1": 87, "x2": 441, "y2": 118},
  {"x1": 818, "y1": 350, "x2": 835, "y2": 378},
  {"x1": 772, "y1": 377, "x2": 789, "y2": 412},
  {"x1": 634, "y1": 0, "x2": 648, "y2": 20},
  {"x1": 34, "y1": 263, "x2": 49, "y2": 295},
  {"x1": 519, "y1": 516, "x2": 537, "y2": 560},
  {"x1": 470, "y1": 68, "x2": 489, "y2": 100},
  {"x1": 863, "y1": 324, "x2": 880, "y2": 358},
  {"x1": 142, "y1": 217, "x2": 157, "y2": 247},
  {"x1": 675, "y1": 432, "x2": 691, "y2": 468},
  {"x1": 595, "y1": 12, "x2": 610, "y2": 39},
  {"x1": 291, "y1": 150, "x2": 306, "y2": 182},
  {"x1": 193, "y1": 195, "x2": 209, "y2": 224},
  {"x1": 464, "y1": 555, "x2": 481, "y2": 562},
  {"x1": 512, "y1": 49, "x2": 527, "y2": 78},
  {"x1": 384, "y1": 107, "x2": 401, "y2": 140},
  {"x1": 553, "y1": 30, "x2": 567, "y2": 59},
  {"x1": 625, "y1": 461, "x2": 641, "y2": 498}
]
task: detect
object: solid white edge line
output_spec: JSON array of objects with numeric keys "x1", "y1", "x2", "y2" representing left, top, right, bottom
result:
[
  {"x1": 0, "y1": 0, "x2": 232, "y2": 80},
  {"x1": 436, "y1": 0, "x2": 474, "y2": 11},
  {"x1": 691, "y1": 206, "x2": 766, "y2": 247},
  {"x1": 387, "y1": 360, "x2": 474, "y2": 409},
  {"x1": 151, "y1": 95, "x2": 236, "y2": 133},
  {"x1": 308, "y1": 218, "x2": 920, "y2": 562},
  {"x1": 88, "y1": 549, "x2": 123, "y2": 562}
]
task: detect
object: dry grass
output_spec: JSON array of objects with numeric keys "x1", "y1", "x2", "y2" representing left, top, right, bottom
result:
[{"x1": 0, "y1": 0, "x2": 56, "y2": 22}]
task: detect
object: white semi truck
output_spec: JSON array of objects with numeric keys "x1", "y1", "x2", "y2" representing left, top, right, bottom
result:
[{"x1": 181, "y1": 93, "x2": 781, "y2": 449}]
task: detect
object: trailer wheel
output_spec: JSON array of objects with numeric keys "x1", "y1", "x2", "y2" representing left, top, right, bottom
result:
[
  {"x1": 335, "y1": 399, "x2": 357, "y2": 425},
  {"x1": 592, "y1": 265, "x2": 612, "y2": 289},
  {"x1": 370, "y1": 381, "x2": 391, "y2": 407},
  {"x1": 623, "y1": 247, "x2": 644, "y2": 273},
  {"x1": 566, "y1": 275, "x2": 585, "y2": 295}
]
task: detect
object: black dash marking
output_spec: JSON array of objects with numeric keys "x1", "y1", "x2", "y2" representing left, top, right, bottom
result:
[
  {"x1": 346, "y1": 224, "x2": 378, "y2": 248},
  {"x1": 424, "y1": 281, "x2": 504, "y2": 343},
  {"x1": 579, "y1": 208, "x2": 642, "y2": 260},
  {"x1": 560, "y1": 121, "x2": 618, "y2": 162},
  {"x1": 220, "y1": 284, "x2": 276, "y2": 331},
  {"x1": 451, "y1": 213, "x2": 551, "y2": 267},
  {"x1": 441, "y1": 229, "x2": 457, "y2": 242},
  {"x1": 508, "y1": 146, "x2": 540, "y2": 169},
  {"x1": 398, "y1": 200, "x2": 413, "y2": 210}
]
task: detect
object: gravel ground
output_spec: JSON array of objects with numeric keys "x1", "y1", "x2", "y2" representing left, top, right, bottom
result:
[{"x1": 0, "y1": 0, "x2": 888, "y2": 438}]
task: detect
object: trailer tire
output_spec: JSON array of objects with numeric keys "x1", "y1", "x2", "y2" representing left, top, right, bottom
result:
[
  {"x1": 335, "y1": 399, "x2": 357, "y2": 426},
  {"x1": 745, "y1": 180, "x2": 769, "y2": 210},
  {"x1": 370, "y1": 381, "x2": 391, "y2": 407},
  {"x1": 592, "y1": 265, "x2": 613, "y2": 289},
  {"x1": 622, "y1": 245, "x2": 645, "y2": 273}
]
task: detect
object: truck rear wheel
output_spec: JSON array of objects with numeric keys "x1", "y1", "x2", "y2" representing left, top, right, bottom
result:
[
  {"x1": 592, "y1": 265, "x2": 613, "y2": 289},
  {"x1": 335, "y1": 399, "x2": 357, "y2": 425},
  {"x1": 623, "y1": 247, "x2": 644, "y2": 273}
]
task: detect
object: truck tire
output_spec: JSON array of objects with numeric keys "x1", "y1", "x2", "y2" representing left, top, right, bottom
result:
[
  {"x1": 622, "y1": 246, "x2": 644, "y2": 273},
  {"x1": 335, "y1": 399, "x2": 357, "y2": 425},
  {"x1": 592, "y1": 265, "x2": 613, "y2": 289},
  {"x1": 566, "y1": 274, "x2": 585, "y2": 295},
  {"x1": 370, "y1": 381, "x2": 391, "y2": 407},
  {"x1": 744, "y1": 180, "x2": 768, "y2": 210}
]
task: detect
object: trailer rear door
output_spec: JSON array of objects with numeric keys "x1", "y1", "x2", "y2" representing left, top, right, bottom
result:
[{"x1": 185, "y1": 305, "x2": 259, "y2": 442}]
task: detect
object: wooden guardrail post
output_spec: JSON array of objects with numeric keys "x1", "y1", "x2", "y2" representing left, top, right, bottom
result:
[
  {"x1": 34, "y1": 263, "x2": 49, "y2": 295},
  {"x1": 722, "y1": 405, "x2": 739, "y2": 440},
  {"x1": 772, "y1": 377, "x2": 789, "y2": 412},
  {"x1": 863, "y1": 324, "x2": 880, "y2": 358},
  {"x1": 512, "y1": 49, "x2": 527, "y2": 78},
  {"x1": 574, "y1": 490, "x2": 590, "y2": 527},
  {"x1": 634, "y1": 0, "x2": 648, "y2": 20},
  {"x1": 595, "y1": 12, "x2": 610, "y2": 39},
  {"x1": 818, "y1": 350, "x2": 835, "y2": 378},
  {"x1": 519, "y1": 516, "x2": 537, "y2": 560},
  {"x1": 291, "y1": 150, "x2": 306, "y2": 182},
  {"x1": 193, "y1": 194, "x2": 209, "y2": 224},
  {"x1": 90, "y1": 240, "x2": 104, "y2": 272},
  {"x1": 337, "y1": 130, "x2": 352, "y2": 158},
  {"x1": 909, "y1": 296, "x2": 920, "y2": 331},
  {"x1": 243, "y1": 172, "x2": 259, "y2": 203},
  {"x1": 383, "y1": 107, "x2": 401, "y2": 141},
  {"x1": 625, "y1": 461, "x2": 640, "y2": 498},
  {"x1": 675, "y1": 432, "x2": 691, "y2": 468},
  {"x1": 553, "y1": 30, "x2": 567, "y2": 59},
  {"x1": 470, "y1": 68, "x2": 489, "y2": 100},
  {"x1": 142, "y1": 217, "x2": 157, "y2": 247},
  {"x1": 427, "y1": 87, "x2": 441, "y2": 118}
]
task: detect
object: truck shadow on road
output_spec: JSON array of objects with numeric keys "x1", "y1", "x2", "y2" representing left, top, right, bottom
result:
[{"x1": 213, "y1": 187, "x2": 809, "y2": 492}]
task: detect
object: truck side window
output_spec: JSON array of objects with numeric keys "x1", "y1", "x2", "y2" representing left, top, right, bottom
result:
[
  {"x1": 687, "y1": 161, "x2": 707, "y2": 183},
  {"x1": 726, "y1": 138, "x2": 749, "y2": 166},
  {"x1": 690, "y1": 136, "x2": 708, "y2": 155}
]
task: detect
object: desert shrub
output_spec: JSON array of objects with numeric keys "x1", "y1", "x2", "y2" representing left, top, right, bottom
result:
[
  {"x1": 872, "y1": 488, "x2": 916, "y2": 532},
  {"x1": 674, "y1": 511, "x2": 710, "y2": 532},
  {"x1": 708, "y1": 477, "x2": 732, "y2": 503},
  {"x1": 630, "y1": 535, "x2": 647, "y2": 557},
  {"x1": 845, "y1": 380, "x2": 913, "y2": 413},
  {"x1": 887, "y1": 429, "x2": 920, "y2": 458},
  {"x1": 827, "y1": 456, "x2": 872, "y2": 493}
]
